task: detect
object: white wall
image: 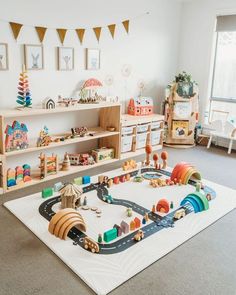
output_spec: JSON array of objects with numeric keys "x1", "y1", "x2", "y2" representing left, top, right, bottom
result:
[
  {"x1": 0, "y1": 0, "x2": 182, "y2": 169},
  {"x1": 178, "y1": 0, "x2": 236, "y2": 122},
  {"x1": 0, "y1": 0, "x2": 182, "y2": 112}
]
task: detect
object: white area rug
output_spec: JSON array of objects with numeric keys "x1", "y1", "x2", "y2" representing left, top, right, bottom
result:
[{"x1": 4, "y1": 167, "x2": 236, "y2": 295}]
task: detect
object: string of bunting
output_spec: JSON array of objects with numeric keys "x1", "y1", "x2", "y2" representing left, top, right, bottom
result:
[{"x1": 4, "y1": 12, "x2": 149, "y2": 44}]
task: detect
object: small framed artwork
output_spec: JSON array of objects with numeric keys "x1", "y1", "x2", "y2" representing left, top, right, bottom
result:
[
  {"x1": 0, "y1": 43, "x2": 9, "y2": 70},
  {"x1": 57, "y1": 47, "x2": 74, "y2": 71},
  {"x1": 24, "y1": 44, "x2": 44, "y2": 70},
  {"x1": 86, "y1": 48, "x2": 100, "y2": 70}
]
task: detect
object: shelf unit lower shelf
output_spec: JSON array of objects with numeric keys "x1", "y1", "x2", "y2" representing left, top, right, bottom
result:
[
  {"x1": 120, "y1": 144, "x2": 163, "y2": 160},
  {"x1": 5, "y1": 158, "x2": 119, "y2": 193}
]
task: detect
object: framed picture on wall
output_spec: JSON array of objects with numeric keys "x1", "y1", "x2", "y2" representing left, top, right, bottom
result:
[
  {"x1": 0, "y1": 43, "x2": 9, "y2": 70},
  {"x1": 86, "y1": 48, "x2": 100, "y2": 70},
  {"x1": 24, "y1": 44, "x2": 44, "y2": 70},
  {"x1": 57, "y1": 47, "x2": 74, "y2": 71}
]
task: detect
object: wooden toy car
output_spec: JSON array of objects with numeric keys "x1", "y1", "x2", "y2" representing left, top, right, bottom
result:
[
  {"x1": 84, "y1": 237, "x2": 99, "y2": 253},
  {"x1": 103, "y1": 194, "x2": 113, "y2": 204},
  {"x1": 134, "y1": 230, "x2": 144, "y2": 241},
  {"x1": 173, "y1": 208, "x2": 186, "y2": 220}
]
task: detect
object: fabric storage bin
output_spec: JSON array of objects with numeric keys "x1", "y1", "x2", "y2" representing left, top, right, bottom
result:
[
  {"x1": 136, "y1": 124, "x2": 149, "y2": 133},
  {"x1": 121, "y1": 126, "x2": 135, "y2": 136},
  {"x1": 121, "y1": 135, "x2": 133, "y2": 153},
  {"x1": 136, "y1": 132, "x2": 148, "y2": 149},
  {"x1": 151, "y1": 121, "x2": 162, "y2": 130},
  {"x1": 151, "y1": 130, "x2": 161, "y2": 145}
]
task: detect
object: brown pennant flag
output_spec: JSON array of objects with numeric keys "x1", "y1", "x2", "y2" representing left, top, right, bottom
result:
[
  {"x1": 93, "y1": 27, "x2": 102, "y2": 42},
  {"x1": 9, "y1": 22, "x2": 23, "y2": 40},
  {"x1": 122, "y1": 20, "x2": 130, "y2": 34},
  {"x1": 56, "y1": 28, "x2": 67, "y2": 44},
  {"x1": 108, "y1": 24, "x2": 116, "y2": 39},
  {"x1": 75, "y1": 29, "x2": 85, "y2": 45},
  {"x1": 35, "y1": 27, "x2": 47, "y2": 43}
]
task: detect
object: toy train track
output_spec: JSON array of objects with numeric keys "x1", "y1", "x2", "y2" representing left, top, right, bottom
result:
[{"x1": 39, "y1": 168, "x2": 216, "y2": 255}]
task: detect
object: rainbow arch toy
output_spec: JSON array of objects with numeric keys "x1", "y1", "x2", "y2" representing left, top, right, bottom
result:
[
  {"x1": 171, "y1": 162, "x2": 201, "y2": 185},
  {"x1": 180, "y1": 190, "x2": 209, "y2": 213}
]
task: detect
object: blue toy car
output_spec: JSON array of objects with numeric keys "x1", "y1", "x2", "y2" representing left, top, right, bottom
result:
[{"x1": 103, "y1": 194, "x2": 113, "y2": 204}]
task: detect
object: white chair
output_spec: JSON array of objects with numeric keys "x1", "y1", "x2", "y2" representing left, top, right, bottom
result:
[{"x1": 207, "y1": 120, "x2": 236, "y2": 154}]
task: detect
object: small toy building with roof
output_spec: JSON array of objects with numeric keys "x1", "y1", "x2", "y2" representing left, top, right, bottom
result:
[
  {"x1": 60, "y1": 183, "x2": 84, "y2": 209},
  {"x1": 128, "y1": 97, "x2": 153, "y2": 116}
]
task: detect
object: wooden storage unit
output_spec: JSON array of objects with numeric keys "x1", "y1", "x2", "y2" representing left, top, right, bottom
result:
[
  {"x1": 164, "y1": 90, "x2": 199, "y2": 146},
  {"x1": 0, "y1": 103, "x2": 121, "y2": 194},
  {"x1": 120, "y1": 114, "x2": 164, "y2": 160}
]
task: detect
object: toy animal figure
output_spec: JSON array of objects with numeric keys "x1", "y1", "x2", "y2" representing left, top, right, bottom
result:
[{"x1": 31, "y1": 53, "x2": 39, "y2": 69}]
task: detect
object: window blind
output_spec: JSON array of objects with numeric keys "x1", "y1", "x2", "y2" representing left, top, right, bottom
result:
[{"x1": 216, "y1": 15, "x2": 236, "y2": 32}]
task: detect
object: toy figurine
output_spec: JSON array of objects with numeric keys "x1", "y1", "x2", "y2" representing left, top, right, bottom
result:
[
  {"x1": 83, "y1": 196, "x2": 87, "y2": 206},
  {"x1": 61, "y1": 152, "x2": 71, "y2": 171},
  {"x1": 98, "y1": 233, "x2": 103, "y2": 243},
  {"x1": 152, "y1": 205, "x2": 156, "y2": 213},
  {"x1": 37, "y1": 126, "x2": 52, "y2": 147},
  {"x1": 142, "y1": 216, "x2": 146, "y2": 225},
  {"x1": 161, "y1": 151, "x2": 168, "y2": 169},
  {"x1": 145, "y1": 212, "x2": 149, "y2": 222},
  {"x1": 127, "y1": 207, "x2": 133, "y2": 217},
  {"x1": 170, "y1": 201, "x2": 174, "y2": 209},
  {"x1": 145, "y1": 144, "x2": 152, "y2": 166}
]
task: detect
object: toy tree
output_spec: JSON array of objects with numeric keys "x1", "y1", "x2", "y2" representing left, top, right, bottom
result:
[
  {"x1": 145, "y1": 144, "x2": 152, "y2": 166},
  {"x1": 161, "y1": 151, "x2": 168, "y2": 169},
  {"x1": 16, "y1": 65, "x2": 32, "y2": 108},
  {"x1": 153, "y1": 153, "x2": 159, "y2": 170}
]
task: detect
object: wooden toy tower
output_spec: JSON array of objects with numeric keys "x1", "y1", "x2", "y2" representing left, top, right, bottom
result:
[
  {"x1": 39, "y1": 153, "x2": 59, "y2": 179},
  {"x1": 16, "y1": 65, "x2": 32, "y2": 108},
  {"x1": 164, "y1": 83, "x2": 199, "y2": 147}
]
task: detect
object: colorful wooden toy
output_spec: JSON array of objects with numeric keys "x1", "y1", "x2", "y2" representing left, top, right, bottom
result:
[
  {"x1": 61, "y1": 153, "x2": 70, "y2": 171},
  {"x1": 84, "y1": 237, "x2": 99, "y2": 253},
  {"x1": 130, "y1": 220, "x2": 136, "y2": 231},
  {"x1": 107, "y1": 179, "x2": 113, "y2": 188},
  {"x1": 7, "y1": 168, "x2": 16, "y2": 187},
  {"x1": 128, "y1": 97, "x2": 153, "y2": 116},
  {"x1": 156, "y1": 199, "x2": 170, "y2": 213},
  {"x1": 113, "y1": 224, "x2": 122, "y2": 237},
  {"x1": 120, "y1": 175, "x2": 126, "y2": 183},
  {"x1": 16, "y1": 66, "x2": 32, "y2": 108},
  {"x1": 134, "y1": 217, "x2": 141, "y2": 228},
  {"x1": 120, "y1": 220, "x2": 129, "y2": 234},
  {"x1": 171, "y1": 162, "x2": 201, "y2": 185},
  {"x1": 5, "y1": 121, "x2": 29, "y2": 152},
  {"x1": 39, "y1": 153, "x2": 59, "y2": 179},
  {"x1": 145, "y1": 144, "x2": 152, "y2": 166},
  {"x1": 127, "y1": 207, "x2": 133, "y2": 217},
  {"x1": 134, "y1": 230, "x2": 144, "y2": 241},
  {"x1": 74, "y1": 177, "x2": 83, "y2": 186},
  {"x1": 122, "y1": 159, "x2": 137, "y2": 171},
  {"x1": 92, "y1": 147, "x2": 114, "y2": 163},
  {"x1": 54, "y1": 182, "x2": 63, "y2": 192},
  {"x1": 23, "y1": 164, "x2": 31, "y2": 182},
  {"x1": 71, "y1": 126, "x2": 88, "y2": 137},
  {"x1": 60, "y1": 183, "x2": 83, "y2": 209},
  {"x1": 42, "y1": 187, "x2": 53, "y2": 198},
  {"x1": 83, "y1": 176, "x2": 91, "y2": 184},
  {"x1": 113, "y1": 176, "x2": 120, "y2": 184},
  {"x1": 103, "y1": 228, "x2": 117, "y2": 243},
  {"x1": 125, "y1": 173, "x2": 131, "y2": 181},
  {"x1": 37, "y1": 126, "x2": 52, "y2": 147}
]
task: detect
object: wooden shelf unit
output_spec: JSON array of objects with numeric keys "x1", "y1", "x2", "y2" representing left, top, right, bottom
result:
[{"x1": 0, "y1": 103, "x2": 121, "y2": 194}]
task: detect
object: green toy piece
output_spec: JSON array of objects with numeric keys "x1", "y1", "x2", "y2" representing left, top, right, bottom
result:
[
  {"x1": 98, "y1": 233, "x2": 103, "y2": 243},
  {"x1": 74, "y1": 177, "x2": 83, "y2": 185},
  {"x1": 103, "y1": 228, "x2": 117, "y2": 243},
  {"x1": 42, "y1": 187, "x2": 53, "y2": 198}
]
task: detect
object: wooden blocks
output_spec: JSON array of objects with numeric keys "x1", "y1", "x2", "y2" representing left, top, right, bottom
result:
[
  {"x1": 122, "y1": 159, "x2": 137, "y2": 171},
  {"x1": 48, "y1": 208, "x2": 86, "y2": 240}
]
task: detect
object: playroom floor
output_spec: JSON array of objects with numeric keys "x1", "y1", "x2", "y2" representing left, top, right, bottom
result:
[{"x1": 1, "y1": 146, "x2": 236, "y2": 295}]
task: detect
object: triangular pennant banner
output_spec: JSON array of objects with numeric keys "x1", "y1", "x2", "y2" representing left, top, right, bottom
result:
[
  {"x1": 108, "y1": 24, "x2": 116, "y2": 39},
  {"x1": 93, "y1": 27, "x2": 102, "y2": 42},
  {"x1": 9, "y1": 22, "x2": 23, "y2": 40},
  {"x1": 56, "y1": 28, "x2": 67, "y2": 44},
  {"x1": 122, "y1": 20, "x2": 130, "y2": 34},
  {"x1": 35, "y1": 26, "x2": 47, "y2": 43},
  {"x1": 75, "y1": 29, "x2": 85, "y2": 44}
]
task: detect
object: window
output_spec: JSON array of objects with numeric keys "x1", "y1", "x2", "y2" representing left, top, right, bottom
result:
[{"x1": 212, "y1": 31, "x2": 236, "y2": 100}]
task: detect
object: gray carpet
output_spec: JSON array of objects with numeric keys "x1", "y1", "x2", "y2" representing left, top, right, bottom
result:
[{"x1": 1, "y1": 146, "x2": 236, "y2": 295}]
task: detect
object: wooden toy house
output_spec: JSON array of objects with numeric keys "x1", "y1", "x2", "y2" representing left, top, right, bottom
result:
[
  {"x1": 60, "y1": 183, "x2": 83, "y2": 209},
  {"x1": 128, "y1": 97, "x2": 153, "y2": 116},
  {"x1": 5, "y1": 121, "x2": 29, "y2": 152}
]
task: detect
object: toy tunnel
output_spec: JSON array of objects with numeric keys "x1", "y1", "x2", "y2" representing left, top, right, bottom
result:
[
  {"x1": 180, "y1": 192, "x2": 209, "y2": 213},
  {"x1": 48, "y1": 208, "x2": 86, "y2": 240},
  {"x1": 171, "y1": 162, "x2": 201, "y2": 185}
]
